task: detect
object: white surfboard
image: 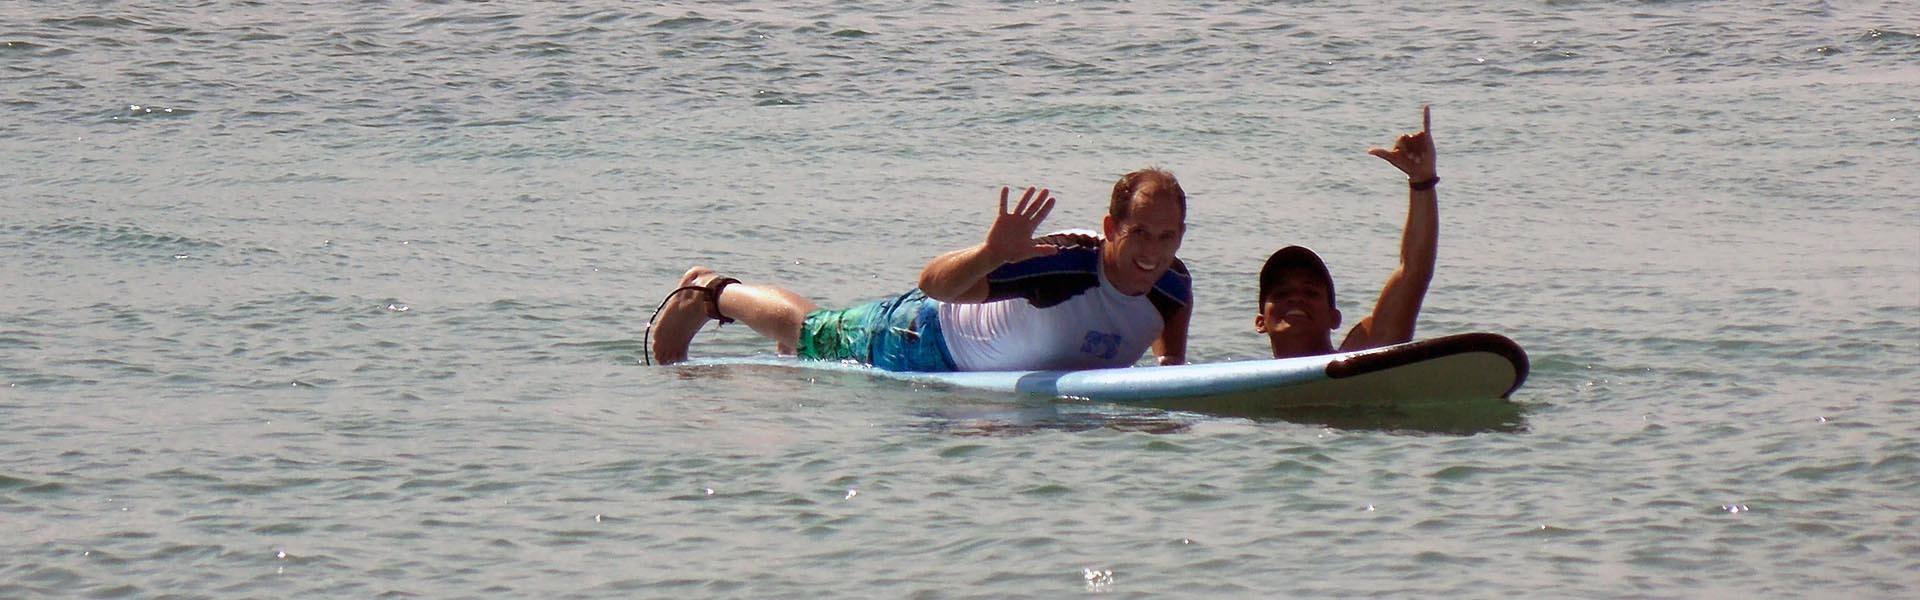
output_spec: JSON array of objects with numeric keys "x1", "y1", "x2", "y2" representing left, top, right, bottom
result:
[{"x1": 683, "y1": 333, "x2": 1527, "y2": 414}]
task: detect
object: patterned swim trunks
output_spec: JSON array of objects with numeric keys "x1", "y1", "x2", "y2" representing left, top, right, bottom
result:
[{"x1": 797, "y1": 289, "x2": 957, "y2": 372}]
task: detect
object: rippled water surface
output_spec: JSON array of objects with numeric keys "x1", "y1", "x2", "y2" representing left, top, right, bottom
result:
[{"x1": 4, "y1": 1, "x2": 1918, "y2": 597}]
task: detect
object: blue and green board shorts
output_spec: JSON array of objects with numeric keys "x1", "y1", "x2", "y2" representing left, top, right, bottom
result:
[{"x1": 797, "y1": 290, "x2": 958, "y2": 372}]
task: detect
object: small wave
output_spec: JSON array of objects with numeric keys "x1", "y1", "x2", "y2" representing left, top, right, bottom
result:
[
  {"x1": 101, "y1": 103, "x2": 197, "y2": 122},
  {"x1": 1262, "y1": 459, "x2": 1328, "y2": 476},
  {"x1": 39, "y1": 15, "x2": 149, "y2": 30},
  {"x1": 575, "y1": 10, "x2": 632, "y2": 25},
  {"x1": 751, "y1": 90, "x2": 803, "y2": 107},
  {"x1": 0, "y1": 473, "x2": 36, "y2": 490},
  {"x1": 144, "y1": 467, "x2": 221, "y2": 483},
  {"x1": 321, "y1": 30, "x2": 388, "y2": 55},
  {"x1": 0, "y1": 370, "x2": 100, "y2": 387},
  {"x1": 1511, "y1": 66, "x2": 1607, "y2": 78},
  {"x1": 1781, "y1": 460, "x2": 1869, "y2": 482},
  {"x1": 511, "y1": 40, "x2": 572, "y2": 57},
  {"x1": 0, "y1": 40, "x2": 76, "y2": 58},
  {"x1": 1861, "y1": 28, "x2": 1920, "y2": 46},
  {"x1": 1015, "y1": 483, "x2": 1073, "y2": 497},
  {"x1": 1869, "y1": 454, "x2": 1918, "y2": 472},
  {"x1": 15, "y1": 220, "x2": 224, "y2": 258},
  {"x1": 0, "y1": 332, "x2": 43, "y2": 350},
  {"x1": 214, "y1": 477, "x2": 325, "y2": 496},
  {"x1": 974, "y1": 101, "x2": 1131, "y2": 126},
  {"x1": 150, "y1": 543, "x2": 230, "y2": 561},
  {"x1": 653, "y1": 16, "x2": 720, "y2": 30},
  {"x1": 552, "y1": 339, "x2": 645, "y2": 358},
  {"x1": 1429, "y1": 464, "x2": 1505, "y2": 480},
  {"x1": 20, "y1": 481, "x2": 70, "y2": 495}
]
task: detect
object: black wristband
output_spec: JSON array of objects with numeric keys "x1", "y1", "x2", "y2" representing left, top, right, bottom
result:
[{"x1": 1410, "y1": 176, "x2": 1440, "y2": 191}]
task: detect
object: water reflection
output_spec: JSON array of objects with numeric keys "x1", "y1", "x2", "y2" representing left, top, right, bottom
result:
[{"x1": 910, "y1": 396, "x2": 1529, "y2": 436}]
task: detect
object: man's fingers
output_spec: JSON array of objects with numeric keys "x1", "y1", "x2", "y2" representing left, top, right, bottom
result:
[
  {"x1": 1014, "y1": 186, "x2": 1040, "y2": 215},
  {"x1": 1030, "y1": 193, "x2": 1055, "y2": 223},
  {"x1": 1368, "y1": 108, "x2": 1434, "y2": 174},
  {"x1": 1018, "y1": 188, "x2": 1050, "y2": 218},
  {"x1": 998, "y1": 186, "x2": 1011, "y2": 215}
]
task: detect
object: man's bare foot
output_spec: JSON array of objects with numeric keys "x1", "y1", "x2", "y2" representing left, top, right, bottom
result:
[{"x1": 649, "y1": 266, "x2": 723, "y2": 365}]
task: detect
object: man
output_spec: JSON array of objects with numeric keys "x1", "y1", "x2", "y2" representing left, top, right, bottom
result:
[
  {"x1": 1256, "y1": 105, "x2": 1438, "y2": 358},
  {"x1": 649, "y1": 167, "x2": 1192, "y2": 371}
]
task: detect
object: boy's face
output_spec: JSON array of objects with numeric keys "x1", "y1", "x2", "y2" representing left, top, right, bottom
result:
[{"x1": 1256, "y1": 268, "x2": 1340, "y2": 337}]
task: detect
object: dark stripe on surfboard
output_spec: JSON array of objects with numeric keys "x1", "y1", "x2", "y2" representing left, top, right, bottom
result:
[{"x1": 1325, "y1": 332, "x2": 1529, "y2": 398}]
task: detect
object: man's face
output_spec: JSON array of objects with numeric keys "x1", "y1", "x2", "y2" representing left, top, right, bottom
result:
[
  {"x1": 1101, "y1": 195, "x2": 1185, "y2": 296},
  {"x1": 1256, "y1": 268, "x2": 1340, "y2": 337}
]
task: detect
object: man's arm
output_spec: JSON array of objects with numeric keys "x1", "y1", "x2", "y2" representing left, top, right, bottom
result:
[
  {"x1": 1341, "y1": 105, "x2": 1440, "y2": 352},
  {"x1": 919, "y1": 186, "x2": 1058, "y2": 303},
  {"x1": 1153, "y1": 301, "x2": 1191, "y2": 366}
]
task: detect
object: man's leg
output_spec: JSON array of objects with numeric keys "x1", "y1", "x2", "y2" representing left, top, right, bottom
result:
[{"x1": 649, "y1": 266, "x2": 818, "y2": 364}]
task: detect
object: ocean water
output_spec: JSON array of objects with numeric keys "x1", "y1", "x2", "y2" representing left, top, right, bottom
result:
[{"x1": 4, "y1": 1, "x2": 1918, "y2": 597}]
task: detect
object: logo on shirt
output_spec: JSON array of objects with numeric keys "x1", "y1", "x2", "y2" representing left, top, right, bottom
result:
[{"x1": 1080, "y1": 331, "x2": 1123, "y2": 360}]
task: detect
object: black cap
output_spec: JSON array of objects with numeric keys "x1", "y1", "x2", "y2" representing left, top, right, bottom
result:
[{"x1": 1258, "y1": 245, "x2": 1335, "y2": 307}]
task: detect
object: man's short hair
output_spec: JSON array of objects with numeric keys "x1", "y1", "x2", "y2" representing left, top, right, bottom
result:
[{"x1": 1108, "y1": 168, "x2": 1186, "y2": 222}]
